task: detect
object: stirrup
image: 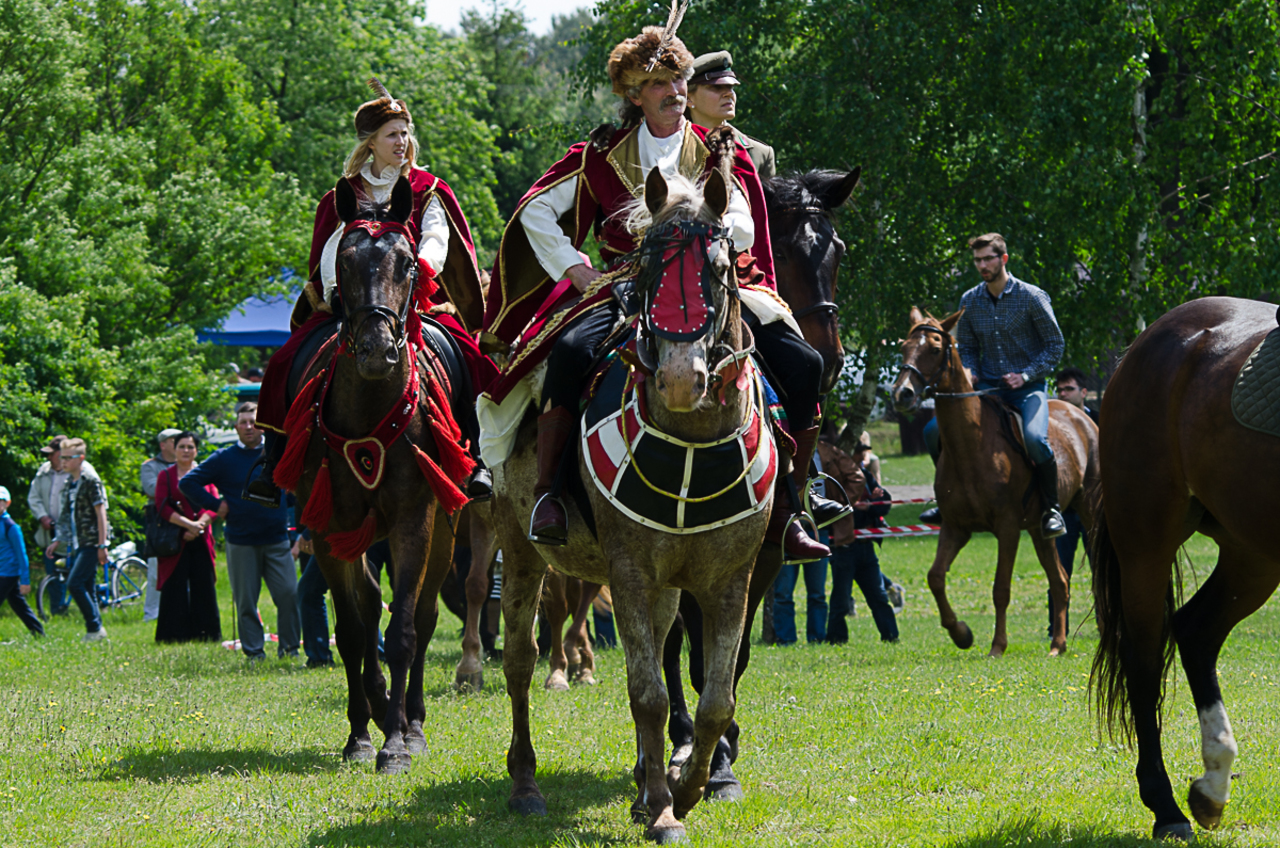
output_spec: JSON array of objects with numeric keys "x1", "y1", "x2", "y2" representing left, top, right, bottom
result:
[
  {"x1": 1040, "y1": 508, "x2": 1066, "y2": 540},
  {"x1": 803, "y1": 472, "x2": 854, "y2": 529},
  {"x1": 781, "y1": 512, "x2": 824, "y2": 566},
  {"x1": 466, "y1": 467, "x2": 493, "y2": 503},
  {"x1": 527, "y1": 493, "x2": 568, "y2": 547},
  {"x1": 242, "y1": 456, "x2": 282, "y2": 508}
]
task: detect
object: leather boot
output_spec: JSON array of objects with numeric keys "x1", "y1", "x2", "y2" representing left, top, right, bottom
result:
[
  {"x1": 791, "y1": 425, "x2": 853, "y2": 529},
  {"x1": 764, "y1": 480, "x2": 830, "y2": 564},
  {"x1": 528, "y1": 407, "x2": 576, "y2": 546},
  {"x1": 244, "y1": 432, "x2": 283, "y2": 508},
  {"x1": 1035, "y1": 456, "x2": 1066, "y2": 539}
]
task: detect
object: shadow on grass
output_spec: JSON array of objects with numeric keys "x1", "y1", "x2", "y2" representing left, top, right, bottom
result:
[
  {"x1": 305, "y1": 769, "x2": 637, "y2": 847},
  {"x1": 945, "y1": 816, "x2": 1225, "y2": 847},
  {"x1": 96, "y1": 746, "x2": 340, "y2": 782}
]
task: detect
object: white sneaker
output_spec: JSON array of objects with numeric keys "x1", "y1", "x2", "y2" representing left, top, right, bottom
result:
[{"x1": 82, "y1": 627, "x2": 108, "y2": 643}]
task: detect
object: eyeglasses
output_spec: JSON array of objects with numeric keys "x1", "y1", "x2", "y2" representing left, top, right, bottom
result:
[
  {"x1": 1057, "y1": 385, "x2": 1081, "y2": 393},
  {"x1": 59, "y1": 454, "x2": 84, "y2": 460}
]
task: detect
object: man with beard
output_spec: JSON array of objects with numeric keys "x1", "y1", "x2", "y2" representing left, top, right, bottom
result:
[
  {"x1": 480, "y1": 21, "x2": 845, "y2": 562},
  {"x1": 685, "y1": 51, "x2": 776, "y2": 180},
  {"x1": 926, "y1": 232, "x2": 1066, "y2": 537}
]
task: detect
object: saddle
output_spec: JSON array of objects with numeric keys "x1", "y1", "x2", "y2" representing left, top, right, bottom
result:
[
  {"x1": 1232, "y1": 327, "x2": 1280, "y2": 438},
  {"x1": 981, "y1": 395, "x2": 1032, "y2": 466}
]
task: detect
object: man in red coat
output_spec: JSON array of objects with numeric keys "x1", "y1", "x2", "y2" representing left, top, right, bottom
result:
[{"x1": 480, "y1": 25, "x2": 845, "y2": 559}]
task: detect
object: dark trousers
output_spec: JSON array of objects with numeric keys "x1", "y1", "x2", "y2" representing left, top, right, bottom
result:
[
  {"x1": 297, "y1": 555, "x2": 333, "y2": 664},
  {"x1": 747, "y1": 315, "x2": 823, "y2": 432},
  {"x1": 66, "y1": 544, "x2": 103, "y2": 634},
  {"x1": 542, "y1": 301, "x2": 624, "y2": 412},
  {"x1": 1049, "y1": 509, "x2": 1088, "y2": 635},
  {"x1": 0, "y1": 576, "x2": 44, "y2": 636},
  {"x1": 828, "y1": 541, "x2": 898, "y2": 643},
  {"x1": 155, "y1": 543, "x2": 221, "y2": 643}
]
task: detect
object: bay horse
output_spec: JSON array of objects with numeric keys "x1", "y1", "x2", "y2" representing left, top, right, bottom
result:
[
  {"x1": 1091, "y1": 297, "x2": 1280, "y2": 839},
  {"x1": 891, "y1": 307, "x2": 1099, "y2": 656},
  {"x1": 490, "y1": 166, "x2": 771, "y2": 842},
  {"x1": 661, "y1": 168, "x2": 862, "y2": 801},
  {"x1": 281, "y1": 176, "x2": 470, "y2": 773}
]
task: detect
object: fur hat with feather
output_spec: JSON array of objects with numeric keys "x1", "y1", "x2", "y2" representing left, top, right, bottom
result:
[
  {"x1": 354, "y1": 78, "x2": 413, "y2": 137},
  {"x1": 607, "y1": 0, "x2": 694, "y2": 97}
]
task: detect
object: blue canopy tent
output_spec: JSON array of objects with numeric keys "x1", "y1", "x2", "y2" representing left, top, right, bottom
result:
[{"x1": 198, "y1": 291, "x2": 296, "y2": 347}]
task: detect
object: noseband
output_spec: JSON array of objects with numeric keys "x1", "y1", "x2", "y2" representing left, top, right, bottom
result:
[
  {"x1": 898, "y1": 323, "x2": 996, "y2": 400},
  {"x1": 337, "y1": 218, "x2": 418, "y2": 353}
]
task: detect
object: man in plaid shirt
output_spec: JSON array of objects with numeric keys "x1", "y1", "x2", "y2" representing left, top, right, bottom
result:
[{"x1": 924, "y1": 232, "x2": 1067, "y2": 538}]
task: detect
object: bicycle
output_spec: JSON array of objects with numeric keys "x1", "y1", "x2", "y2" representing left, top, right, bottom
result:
[{"x1": 36, "y1": 541, "x2": 149, "y2": 622}]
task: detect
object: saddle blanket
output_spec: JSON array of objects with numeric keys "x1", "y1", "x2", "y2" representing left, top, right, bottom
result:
[
  {"x1": 581, "y1": 358, "x2": 776, "y2": 534},
  {"x1": 1232, "y1": 327, "x2": 1280, "y2": 438}
]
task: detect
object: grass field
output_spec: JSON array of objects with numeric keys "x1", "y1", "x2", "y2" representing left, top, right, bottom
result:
[{"x1": 1, "y1": 510, "x2": 1277, "y2": 847}]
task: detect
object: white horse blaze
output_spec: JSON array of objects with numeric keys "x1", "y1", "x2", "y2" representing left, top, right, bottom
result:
[{"x1": 1196, "y1": 702, "x2": 1238, "y2": 805}]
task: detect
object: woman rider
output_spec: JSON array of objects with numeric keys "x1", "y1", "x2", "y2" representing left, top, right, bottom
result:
[{"x1": 248, "y1": 80, "x2": 496, "y2": 505}]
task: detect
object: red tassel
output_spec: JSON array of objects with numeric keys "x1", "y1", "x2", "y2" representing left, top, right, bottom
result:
[
  {"x1": 420, "y1": 367, "x2": 475, "y2": 485},
  {"x1": 326, "y1": 508, "x2": 377, "y2": 562},
  {"x1": 413, "y1": 445, "x2": 469, "y2": 515},
  {"x1": 283, "y1": 370, "x2": 323, "y2": 435},
  {"x1": 299, "y1": 458, "x2": 334, "y2": 532},
  {"x1": 274, "y1": 421, "x2": 313, "y2": 493}
]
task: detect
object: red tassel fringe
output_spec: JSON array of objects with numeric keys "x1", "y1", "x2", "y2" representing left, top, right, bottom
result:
[
  {"x1": 326, "y1": 508, "x2": 377, "y2": 562},
  {"x1": 422, "y1": 371, "x2": 475, "y2": 484},
  {"x1": 274, "y1": 370, "x2": 324, "y2": 492},
  {"x1": 413, "y1": 445, "x2": 469, "y2": 515},
  {"x1": 299, "y1": 458, "x2": 334, "y2": 532}
]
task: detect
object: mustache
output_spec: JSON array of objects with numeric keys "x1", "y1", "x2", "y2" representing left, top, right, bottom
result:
[{"x1": 661, "y1": 94, "x2": 687, "y2": 109}]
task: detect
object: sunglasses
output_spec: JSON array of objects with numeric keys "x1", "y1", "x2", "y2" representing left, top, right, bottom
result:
[{"x1": 59, "y1": 454, "x2": 84, "y2": 460}]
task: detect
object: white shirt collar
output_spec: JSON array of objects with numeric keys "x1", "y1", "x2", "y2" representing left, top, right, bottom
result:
[{"x1": 237, "y1": 440, "x2": 262, "y2": 451}]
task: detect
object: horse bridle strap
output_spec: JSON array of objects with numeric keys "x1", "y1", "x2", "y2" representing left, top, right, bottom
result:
[
  {"x1": 338, "y1": 218, "x2": 418, "y2": 352},
  {"x1": 791, "y1": 301, "x2": 838, "y2": 320},
  {"x1": 899, "y1": 323, "x2": 999, "y2": 400}
]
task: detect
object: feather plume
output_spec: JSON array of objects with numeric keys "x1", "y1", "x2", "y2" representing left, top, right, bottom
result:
[
  {"x1": 366, "y1": 77, "x2": 403, "y2": 111},
  {"x1": 645, "y1": 0, "x2": 690, "y2": 73}
]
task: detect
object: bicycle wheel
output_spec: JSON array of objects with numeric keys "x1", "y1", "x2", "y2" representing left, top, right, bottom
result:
[
  {"x1": 111, "y1": 557, "x2": 149, "y2": 606},
  {"x1": 36, "y1": 574, "x2": 65, "y2": 622}
]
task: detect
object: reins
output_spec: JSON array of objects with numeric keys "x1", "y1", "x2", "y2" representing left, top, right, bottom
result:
[{"x1": 898, "y1": 323, "x2": 998, "y2": 400}]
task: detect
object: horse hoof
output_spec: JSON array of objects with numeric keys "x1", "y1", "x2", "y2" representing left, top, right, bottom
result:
[
  {"x1": 544, "y1": 669, "x2": 570, "y2": 692},
  {"x1": 376, "y1": 749, "x2": 412, "y2": 774},
  {"x1": 950, "y1": 621, "x2": 974, "y2": 650},
  {"x1": 705, "y1": 781, "x2": 745, "y2": 802},
  {"x1": 574, "y1": 669, "x2": 597, "y2": 686},
  {"x1": 646, "y1": 824, "x2": 687, "y2": 844},
  {"x1": 509, "y1": 793, "x2": 548, "y2": 817},
  {"x1": 1153, "y1": 821, "x2": 1194, "y2": 841},
  {"x1": 405, "y1": 723, "x2": 427, "y2": 755},
  {"x1": 343, "y1": 738, "x2": 376, "y2": 762},
  {"x1": 987, "y1": 645, "x2": 1006, "y2": 659},
  {"x1": 454, "y1": 671, "x2": 484, "y2": 693},
  {"x1": 1188, "y1": 779, "x2": 1226, "y2": 830},
  {"x1": 567, "y1": 661, "x2": 581, "y2": 679}
]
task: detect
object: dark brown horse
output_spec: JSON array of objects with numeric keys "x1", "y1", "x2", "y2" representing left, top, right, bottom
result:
[
  {"x1": 892, "y1": 307, "x2": 1099, "y2": 656},
  {"x1": 287, "y1": 176, "x2": 463, "y2": 773},
  {"x1": 1091, "y1": 296, "x2": 1280, "y2": 840},
  {"x1": 661, "y1": 168, "x2": 861, "y2": 801}
]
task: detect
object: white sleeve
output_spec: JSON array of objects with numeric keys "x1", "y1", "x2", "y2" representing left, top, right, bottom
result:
[
  {"x1": 723, "y1": 181, "x2": 754, "y2": 252},
  {"x1": 419, "y1": 194, "x2": 449, "y2": 274},
  {"x1": 319, "y1": 224, "x2": 343, "y2": 304},
  {"x1": 519, "y1": 177, "x2": 586, "y2": 281}
]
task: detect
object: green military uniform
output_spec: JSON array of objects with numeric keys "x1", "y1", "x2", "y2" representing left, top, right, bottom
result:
[{"x1": 690, "y1": 51, "x2": 777, "y2": 180}]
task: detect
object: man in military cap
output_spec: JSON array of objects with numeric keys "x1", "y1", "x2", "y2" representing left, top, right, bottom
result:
[{"x1": 686, "y1": 51, "x2": 776, "y2": 179}]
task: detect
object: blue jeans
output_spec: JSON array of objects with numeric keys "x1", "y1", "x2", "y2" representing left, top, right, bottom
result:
[
  {"x1": 1049, "y1": 509, "x2": 1088, "y2": 635},
  {"x1": 297, "y1": 555, "x2": 333, "y2": 664},
  {"x1": 66, "y1": 544, "x2": 103, "y2": 634},
  {"x1": 772, "y1": 531, "x2": 829, "y2": 644},
  {"x1": 828, "y1": 541, "x2": 899, "y2": 642},
  {"x1": 923, "y1": 379, "x2": 1054, "y2": 465}
]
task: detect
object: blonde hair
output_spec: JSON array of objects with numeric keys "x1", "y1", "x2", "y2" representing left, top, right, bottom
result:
[{"x1": 342, "y1": 119, "x2": 420, "y2": 181}]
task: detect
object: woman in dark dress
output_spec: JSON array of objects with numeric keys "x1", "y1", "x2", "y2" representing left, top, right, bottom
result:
[{"x1": 154, "y1": 432, "x2": 222, "y2": 643}]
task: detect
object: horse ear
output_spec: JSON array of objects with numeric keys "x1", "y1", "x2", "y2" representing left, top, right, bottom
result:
[
  {"x1": 704, "y1": 168, "x2": 730, "y2": 219},
  {"x1": 941, "y1": 308, "x2": 963, "y2": 333},
  {"x1": 821, "y1": 167, "x2": 861, "y2": 210},
  {"x1": 909, "y1": 306, "x2": 925, "y2": 327},
  {"x1": 390, "y1": 176, "x2": 413, "y2": 224},
  {"x1": 335, "y1": 178, "x2": 358, "y2": 223},
  {"x1": 645, "y1": 167, "x2": 669, "y2": 216}
]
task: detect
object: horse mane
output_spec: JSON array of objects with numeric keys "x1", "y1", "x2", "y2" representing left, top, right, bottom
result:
[
  {"x1": 764, "y1": 170, "x2": 848, "y2": 219},
  {"x1": 618, "y1": 172, "x2": 721, "y2": 236}
]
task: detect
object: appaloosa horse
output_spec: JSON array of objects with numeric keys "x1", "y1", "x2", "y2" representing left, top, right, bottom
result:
[
  {"x1": 278, "y1": 175, "x2": 472, "y2": 773},
  {"x1": 662, "y1": 168, "x2": 862, "y2": 801},
  {"x1": 491, "y1": 166, "x2": 773, "y2": 842},
  {"x1": 1091, "y1": 297, "x2": 1280, "y2": 840},
  {"x1": 892, "y1": 307, "x2": 1099, "y2": 656}
]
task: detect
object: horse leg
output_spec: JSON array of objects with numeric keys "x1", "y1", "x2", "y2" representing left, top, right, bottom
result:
[
  {"x1": 543, "y1": 572, "x2": 571, "y2": 691},
  {"x1": 1175, "y1": 543, "x2": 1280, "y2": 830},
  {"x1": 927, "y1": 524, "x2": 975, "y2": 649},
  {"x1": 406, "y1": 505, "x2": 455, "y2": 756},
  {"x1": 567, "y1": 581, "x2": 600, "y2": 684},
  {"x1": 613, "y1": 574, "x2": 682, "y2": 842},
  {"x1": 455, "y1": 502, "x2": 495, "y2": 692},
  {"x1": 671, "y1": 566, "x2": 751, "y2": 820},
  {"x1": 663, "y1": 603, "x2": 692, "y2": 771},
  {"x1": 988, "y1": 526, "x2": 1021, "y2": 658},
  {"x1": 317, "y1": 556, "x2": 377, "y2": 762},
  {"x1": 358, "y1": 556, "x2": 389, "y2": 731},
  {"x1": 499, "y1": 533, "x2": 550, "y2": 817},
  {"x1": 1029, "y1": 529, "x2": 1070, "y2": 656}
]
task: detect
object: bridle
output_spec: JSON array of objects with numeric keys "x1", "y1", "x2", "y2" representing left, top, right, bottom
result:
[
  {"x1": 337, "y1": 218, "x2": 418, "y2": 354},
  {"x1": 897, "y1": 323, "x2": 996, "y2": 400},
  {"x1": 777, "y1": 204, "x2": 837, "y2": 322}
]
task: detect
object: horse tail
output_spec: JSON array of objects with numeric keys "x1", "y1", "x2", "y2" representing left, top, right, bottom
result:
[{"x1": 1088, "y1": 483, "x2": 1181, "y2": 745}]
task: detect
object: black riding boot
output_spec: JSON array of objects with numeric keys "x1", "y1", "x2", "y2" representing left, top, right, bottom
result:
[
  {"x1": 244, "y1": 431, "x2": 284, "y2": 508},
  {"x1": 791, "y1": 425, "x2": 853, "y2": 529},
  {"x1": 1035, "y1": 456, "x2": 1066, "y2": 539}
]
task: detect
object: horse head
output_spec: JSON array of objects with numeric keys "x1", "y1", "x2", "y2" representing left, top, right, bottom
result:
[
  {"x1": 630, "y1": 166, "x2": 740, "y2": 414},
  {"x1": 333, "y1": 176, "x2": 418, "y2": 381},
  {"x1": 891, "y1": 306, "x2": 964, "y2": 413},
  {"x1": 762, "y1": 168, "x2": 861, "y2": 394}
]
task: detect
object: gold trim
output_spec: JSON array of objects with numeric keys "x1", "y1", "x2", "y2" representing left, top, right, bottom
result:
[{"x1": 502, "y1": 265, "x2": 634, "y2": 376}]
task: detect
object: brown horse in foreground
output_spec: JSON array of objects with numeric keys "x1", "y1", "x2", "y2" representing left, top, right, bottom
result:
[
  {"x1": 1091, "y1": 297, "x2": 1280, "y2": 840},
  {"x1": 892, "y1": 307, "x2": 1099, "y2": 656}
]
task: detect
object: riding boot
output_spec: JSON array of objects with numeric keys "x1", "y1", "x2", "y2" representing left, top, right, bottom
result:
[
  {"x1": 466, "y1": 463, "x2": 493, "y2": 501},
  {"x1": 790, "y1": 425, "x2": 853, "y2": 529},
  {"x1": 1035, "y1": 456, "x2": 1066, "y2": 539},
  {"x1": 529, "y1": 407, "x2": 576, "y2": 546},
  {"x1": 244, "y1": 431, "x2": 284, "y2": 508},
  {"x1": 764, "y1": 480, "x2": 830, "y2": 564}
]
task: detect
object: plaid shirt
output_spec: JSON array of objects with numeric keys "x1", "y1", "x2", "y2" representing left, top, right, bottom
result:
[{"x1": 955, "y1": 275, "x2": 1064, "y2": 383}]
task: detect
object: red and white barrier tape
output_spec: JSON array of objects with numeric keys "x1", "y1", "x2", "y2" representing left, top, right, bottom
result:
[{"x1": 848, "y1": 523, "x2": 940, "y2": 539}]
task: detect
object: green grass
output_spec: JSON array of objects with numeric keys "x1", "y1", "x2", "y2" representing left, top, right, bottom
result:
[{"x1": 1, "y1": 528, "x2": 1277, "y2": 847}]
